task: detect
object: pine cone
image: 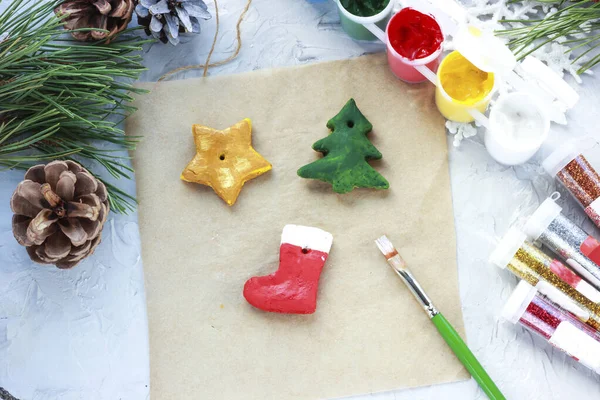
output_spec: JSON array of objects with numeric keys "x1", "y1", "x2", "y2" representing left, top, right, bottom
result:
[
  {"x1": 55, "y1": 0, "x2": 135, "y2": 42},
  {"x1": 10, "y1": 161, "x2": 109, "y2": 269},
  {"x1": 135, "y1": 0, "x2": 211, "y2": 45},
  {"x1": 0, "y1": 387, "x2": 20, "y2": 400}
]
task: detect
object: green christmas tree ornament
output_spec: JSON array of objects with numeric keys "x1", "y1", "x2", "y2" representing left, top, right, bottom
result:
[{"x1": 297, "y1": 99, "x2": 389, "y2": 194}]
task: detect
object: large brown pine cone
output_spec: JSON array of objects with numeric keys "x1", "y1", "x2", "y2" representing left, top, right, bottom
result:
[
  {"x1": 11, "y1": 161, "x2": 109, "y2": 269},
  {"x1": 55, "y1": 0, "x2": 135, "y2": 42}
]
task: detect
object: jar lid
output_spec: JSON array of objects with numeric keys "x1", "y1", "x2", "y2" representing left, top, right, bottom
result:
[
  {"x1": 489, "y1": 227, "x2": 527, "y2": 269},
  {"x1": 501, "y1": 280, "x2": 537, "y2": 324},
  {"x1": 453, "y1": 25, "x2": 517, "y2": 75},
  {"x1": 420, "y1": 0, "x2": 467, "y2": 35},
  {"x1": 541, "y1": 136, "x2": 600, "y2": 178},
  {"x1": 506, "y1": 57, "x2": 579, "y2": 125},
  {"x1": 517, "y1": 57, "x2": 579, "y2": 110},
  {"x1": 524, "y1": 196, "x2": 562, "y2": 241}
]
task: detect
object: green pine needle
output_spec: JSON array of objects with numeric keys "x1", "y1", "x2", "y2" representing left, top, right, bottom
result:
[
  {"x1": 0, "y1": 0, "x2": 150, "y2": 213},
  {"x1": 498, "y1": 1, "x2": 600, "y2": 74}
]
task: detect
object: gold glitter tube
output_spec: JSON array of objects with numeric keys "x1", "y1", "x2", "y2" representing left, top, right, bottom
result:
[{"x1": 491, "y1": 228, "x2": 600, "y2": 331}]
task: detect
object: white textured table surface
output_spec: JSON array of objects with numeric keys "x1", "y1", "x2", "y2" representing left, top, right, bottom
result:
[{"x1": 2, "y1": 0, "x2": 600, "y2": 399}]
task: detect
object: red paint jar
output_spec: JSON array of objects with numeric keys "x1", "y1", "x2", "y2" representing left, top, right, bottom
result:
[
  {"x1": 387, "y1": 8, "x2": 443, "y2": 60},
  {"x1": 385, "y1": 8, "x2": 443, "y2": 83}
]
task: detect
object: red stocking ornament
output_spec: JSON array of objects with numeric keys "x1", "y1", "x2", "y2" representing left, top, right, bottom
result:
[{"x1": 243, "y1": 225, "x2": 333, "y2": 314}]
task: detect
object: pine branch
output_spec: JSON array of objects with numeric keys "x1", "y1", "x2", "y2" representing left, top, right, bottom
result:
[
  {"x1": 497, "y1": 1, "x2": 600, "y2": 73},
  {"x1": 0, "y1": 0, "x2": 150, "y2": 212}
]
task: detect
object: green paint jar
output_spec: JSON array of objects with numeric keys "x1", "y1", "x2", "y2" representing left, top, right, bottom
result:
[{"x1": 336, "y1": 0, "x2": 394, "y2": 41}]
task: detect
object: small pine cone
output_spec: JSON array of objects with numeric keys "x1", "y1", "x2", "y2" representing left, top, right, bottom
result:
[
  {"x1": 0, "y1": 387, "x2": 20, "y2": 400},
  {"x1": 135, "y1": 0, "x2": 211, "y2": 45},
  {"x1": 11, "y1": 161, "x2": 109, "y2": 269},
  {"x1": 55, "y1": 0, "x2": 135, "y2": 42}
]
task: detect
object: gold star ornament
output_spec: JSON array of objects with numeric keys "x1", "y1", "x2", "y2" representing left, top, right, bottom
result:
[{"x1": 181, "y1": 119, "x2": 272, "y2": 206}]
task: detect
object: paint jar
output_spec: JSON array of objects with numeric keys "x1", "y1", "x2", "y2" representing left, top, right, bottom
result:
[
  {"x1": 525, "y1": 194, "x2": 600, "y2": 292},
  {"x1": 335, "y1": 0, "x2": 395, "y2": 41},
  {"x1": 543, "y1": 138, "x2": 600, "y2": 228},
  {"x1": 483, "y1": 56, "x2": 578, "y2": 165},
  {"x1": 362, "y1": 7, "x2": 444, "y2": 83},
  {"x1": 435, "y1": 50, "x2": 495, "y2": 123},
  {"x1": 439, "y1": 23, "x2": 577, "y2": 131},
  {"x1": 484, "y1": 92, "x2": 549, "y2": 165},
  {"x1": 490, "y1": 227, "x2": 600, "y2": 330},
  {"x1": 433, "y1": 25, "x2": 514, "y2": 123},
  {"x1": 502, "y1": 280, "x2": 600, "y2": 373}
]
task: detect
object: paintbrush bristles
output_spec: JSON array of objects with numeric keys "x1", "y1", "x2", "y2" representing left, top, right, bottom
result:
[
  {"x1": 375, "y1": 235, "x2": 398, "y2": 258},
  {"x1": 375, "y1": 236, "x2": 408, "y2": 271}
]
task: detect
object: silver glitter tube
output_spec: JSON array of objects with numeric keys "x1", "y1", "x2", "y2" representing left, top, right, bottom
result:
[{"x1": 525, "y1": 196, "x2": 600, "y2": 294}]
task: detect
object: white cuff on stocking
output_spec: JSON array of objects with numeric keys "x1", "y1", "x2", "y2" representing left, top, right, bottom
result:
[{"x1": 281, "y1": 224, "x2": 333, "y2": 253}]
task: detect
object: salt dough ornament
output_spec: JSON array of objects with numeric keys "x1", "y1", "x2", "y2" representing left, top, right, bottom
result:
[
  {"x1": 297, "y1": 98, "x2": 389, "y2": 193},
  {"x1": 180, "y1": 119, "x2": 272, "y2": 206},
  {"x1": 243, "y1": 225, "x2": 333, "y2": 314}
]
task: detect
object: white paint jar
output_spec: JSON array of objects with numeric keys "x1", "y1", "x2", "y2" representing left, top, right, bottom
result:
[{"x1": 485, "y1": 92, "x2": 550, "y2": 165}]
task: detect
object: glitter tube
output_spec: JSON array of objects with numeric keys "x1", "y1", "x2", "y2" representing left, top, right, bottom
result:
[
  {"x1": 502, "y1": 280, "x2": 600, "y2": 373},
  {"x1": 525, "y1": 196, "x2": 600, "y2": 293},
  {"x1": 490, "y1": 228, "x2": 600, "y2": 330},
  {"x1": 543, "y1": 139, "x2": 600, "y2": 228}
]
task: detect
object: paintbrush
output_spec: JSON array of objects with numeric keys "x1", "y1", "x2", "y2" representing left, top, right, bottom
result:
[{"x1": 375, "y1": 235, "x2": 505, "y2": 400}]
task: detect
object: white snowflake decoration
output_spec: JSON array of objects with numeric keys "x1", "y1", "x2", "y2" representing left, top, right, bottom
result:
[{"x1": 446, "y1": 121, "x2": 479, "y2": 147}]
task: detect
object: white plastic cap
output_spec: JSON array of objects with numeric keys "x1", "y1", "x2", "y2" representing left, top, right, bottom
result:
[
  {"x1": 520, "y1": 56, "x2": 579, "y2": 109},
  {"x1": 425, "y1": 0, "x2": 468, "y2": 24},
  {"x1": 420, "y1": 0, "x2": 467, "y2": 35},
  {"x1": 501, "y1": 280, "x2": 537, "y2": 324},
  {"x1": 524, "y1": 197, "x2": 562, "y2": 242},
  {"x1": 453, "y1": 25, "x2": 517, "y2": 75},
  {"x1": 489, "y1": 227, "x2": 527, "y2": 269},
  {"x1": 542, "y1": 141, "x2": 580, "y2": 178}
]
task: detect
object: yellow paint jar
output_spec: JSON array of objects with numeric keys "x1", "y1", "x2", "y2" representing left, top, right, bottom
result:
[{"x1": 435, "y1": 50, "x2": 495, "y2": 123}]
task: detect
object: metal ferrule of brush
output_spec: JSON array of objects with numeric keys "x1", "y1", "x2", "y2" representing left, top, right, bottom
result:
[{"x1": 396, "y1": 269, "x2": 439, "y2": 318}]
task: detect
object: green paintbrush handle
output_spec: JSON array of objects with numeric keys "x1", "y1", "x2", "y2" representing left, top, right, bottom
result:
[{"x1": 432, "y1": 313, "x2": 505, "y2": 400}]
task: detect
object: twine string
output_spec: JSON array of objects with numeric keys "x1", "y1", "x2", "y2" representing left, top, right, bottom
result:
[{"x1": 158, "y1": 0, "x2": 252, "y2": 82}]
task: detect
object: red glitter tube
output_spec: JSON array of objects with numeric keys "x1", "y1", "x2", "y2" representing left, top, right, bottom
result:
[
  {"x1": 503, "y1": 280, "x2": 600, "y2": 372},
  {"x1": 543, "y1": 139, "x2": 600, "y2": 227}
]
